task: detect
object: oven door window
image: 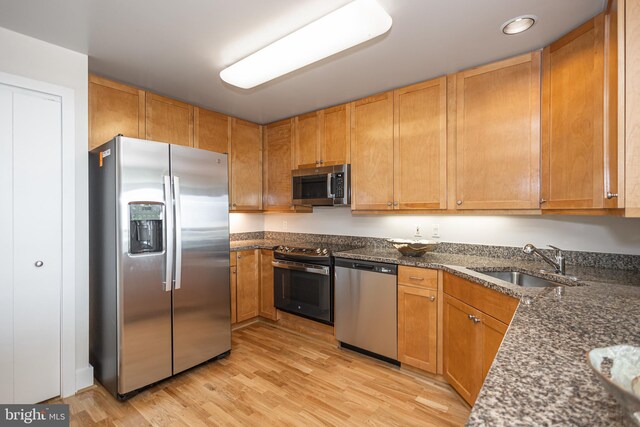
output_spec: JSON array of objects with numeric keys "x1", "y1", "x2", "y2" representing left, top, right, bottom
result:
[
  {"x1": 292, "y1": 175, "x2": 329, "y2": 200},
  {"x1": 274, "y1": 267, "x2": 332, "y2": 324}
]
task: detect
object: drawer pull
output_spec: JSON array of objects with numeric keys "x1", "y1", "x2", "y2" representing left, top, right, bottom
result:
[
  {"x1": 467, "y1": 314, "x2": 481, "y2": 324},
  {"x1": 429, "y1": 296, "x2": 436, "y2": 302},
  {"x1": 409, "y1": 276, "x2": 424, "y2": 281}
]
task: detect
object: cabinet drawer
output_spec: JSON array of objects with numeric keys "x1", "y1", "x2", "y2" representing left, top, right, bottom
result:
[
  {"x1": 230, "y1": 252, "x2": 237, "y2": 267},
  {"x1": 398, "y1": 266, "x2": 438, "y2": 289},
  {"x1": 443, "y1": 272, "x2": 518, "y2": 324}
]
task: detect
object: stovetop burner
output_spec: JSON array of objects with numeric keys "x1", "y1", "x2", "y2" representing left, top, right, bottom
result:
[{"x1": 275, "y1": 245, "x2": 329, "y2": 257}]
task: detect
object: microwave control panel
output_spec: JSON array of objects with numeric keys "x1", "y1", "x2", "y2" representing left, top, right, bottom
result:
[{"x1": 335, "y1": 173, "x2": 344, "y2": 198}]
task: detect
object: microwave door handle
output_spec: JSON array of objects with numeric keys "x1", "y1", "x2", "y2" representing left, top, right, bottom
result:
[{"x1": 327, "y1": 173, "x2": 335, "y2": 198}]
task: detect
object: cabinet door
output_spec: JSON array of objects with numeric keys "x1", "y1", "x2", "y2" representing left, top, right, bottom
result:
[
  {"x1": 194, "y1": 107, "x2": 229, "y2": 153},
  {"x1": 397, "y1": 285, "x2": 437, "y2": 373},
  {"x1": 259, "y1": 250, "x2": 277, "y2": 320},
  {"x1": 294, "y1": 112, "x2": 320, "y2": 169},
  {"x1": 88, "y1": 75, "x2": 145, "y2": 150},
  {"x1": 542, "y1": 14, "x2": 612, "y2": 209},
  {"x1": 145, "y1": 93, "x2": 193, "y2": 146},
  {"x1": 394, "y1": 77, "x2": 447, "y2": 210},
  {"x1": 455, "y1": 52, "x2": 541, "y2": 210},
  {"x1": 236, "y1": 249, "x2": 259, "y2": 322},
  {"x1": 481, "y1": 314, "x2": 508, "y2": 380},
  {"x1": 230, "y1": 266, "x2": 237, "y2": 324},
  {"x1": 230, "y1": 118, "x2": 262, "y2": 211},
  {"x1": 351, "y1": 93, "x2": 394, "y2": 210},
  {"x1": 263, "y1": 119, "x2": 294, "y2": 211},
  {"x1": 443, "y1": 294, "x2": 483, "y2": 405},
  {"x1": 321, "y1": 104, "x2": 351, "y2": 166}
]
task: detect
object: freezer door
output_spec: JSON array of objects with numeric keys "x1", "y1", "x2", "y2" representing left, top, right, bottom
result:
[
  {"x1": 170, "y1": 145, "x2": 231, "y2": 374},
  {"x1": 117, "y1": 137, "x2": 173, "y2": 395}
]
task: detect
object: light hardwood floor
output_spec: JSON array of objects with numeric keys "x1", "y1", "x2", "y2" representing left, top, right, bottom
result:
[{"x1": 51, "y1": 322, "x2": 470, "y2": 426}]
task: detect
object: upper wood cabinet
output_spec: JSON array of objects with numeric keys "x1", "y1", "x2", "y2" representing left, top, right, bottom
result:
[
  {"x1": 230, "y1": 118, "x2": 262, "y2": 211},
  {"x1": 194, "y1": 107, "x2": 229, "y2": 153},
  {"x1": 394, "y1": 77, "x2": 448, "y2": 210},
  {"x1": 88, "y1": 75, "x2": 145, "y2": 150},
  {"x1": 259, "y1": 249, "x2": 277, "y2": 321},
  {"x1": 263, "y1": 119, "x2": 296, "y2": 211},
  {"x1": 293, "y1": 104, "x2": 351, "y2": 169},
  {"x1": 626, "y1": 0, "x2": 640, "y2": 217},
  {"x1": 351, "y1": 92, "x2": 395, "y2": 210},
  {"x1": 145, "y1": 93, "x2": 194, "y2": 146},
  {"x1": 541, "y1": 13, "x2": 619, "y2": 210},
  {"x1": 322, "y1": 104, "x2": 351, "y2": 166},
  {"x1": 453, "y1": 52, "x2": 541, "y2": 210},
  {"x1": 294, "y1": 111, "x2": 321, "y2": 169}
]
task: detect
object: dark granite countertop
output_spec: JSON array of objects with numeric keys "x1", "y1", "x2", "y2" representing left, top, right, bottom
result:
[
  {"x1": 230, "y1": 239, "x2": 281, "y2": 251},
  {"x1": 332, "y1": 246, "x2": 640, "y2": 426}
]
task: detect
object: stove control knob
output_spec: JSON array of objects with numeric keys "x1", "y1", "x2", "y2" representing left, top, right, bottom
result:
[
  {"x1": 322, "y1": 249, "x2": 328, "y2": 255},
  {"x1": 278, "y1": 245, "x2": 284, "y2": 251},
  {"x1": 315, "y1": 248, "x2": 321, "y2": 254},
  {"x1": 284, "y1": 247, "x2": 290, "y2": 252}
]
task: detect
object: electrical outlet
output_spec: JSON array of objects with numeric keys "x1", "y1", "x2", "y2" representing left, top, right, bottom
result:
[
  {"x1": 414, "y1": 225, "x2": 422, "y2": 237},
  {"x1": 432, "y1": 224, "x2": 440, "y2": 238},
  {"x1": 282, "y1": 220, "x2": 288, "y2": 231}
]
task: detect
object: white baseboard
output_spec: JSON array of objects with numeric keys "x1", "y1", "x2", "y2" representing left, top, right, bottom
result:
[{"x1": 75, "y1": 365, "x2": 94, "y2": 392}]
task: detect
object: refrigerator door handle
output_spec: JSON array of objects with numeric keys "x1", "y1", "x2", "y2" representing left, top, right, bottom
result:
[
  {"x1": 163, "y1": 175, "x2": 174, "y2": 292},
  {"x1": 173, "y1": 176, "x2": 183, "y2": 290}
]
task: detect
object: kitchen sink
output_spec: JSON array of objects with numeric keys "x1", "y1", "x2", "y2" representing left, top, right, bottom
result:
[{"x1": 476, "y1": 271, "x2": 563, "y2": 288}]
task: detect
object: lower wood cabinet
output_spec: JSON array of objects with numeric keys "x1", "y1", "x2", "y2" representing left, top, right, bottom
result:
[
  {"x1": 397, "y1": 284, "x2": 438, "y2": 373},
  {"x1": 259, "y1": 249, "x2": 277, "y2": 320},
  {"x1": 442, "y1": 272, "x2": 517, "y2": 405},
  {"x1": 236, "y1": 249, "x2": 260, "y2": 322},
  {"x1": 230, "y1": 265, "x2": 237, "y2": 324}
]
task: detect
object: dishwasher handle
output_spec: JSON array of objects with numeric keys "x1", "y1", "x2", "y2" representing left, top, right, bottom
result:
[{"x1": 334, "y1": 258, "x2": 397, "y2": 275}]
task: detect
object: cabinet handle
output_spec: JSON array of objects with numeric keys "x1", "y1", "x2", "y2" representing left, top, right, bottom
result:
[
  {"x1": 606, "y1": 192, "x2": 618, "y2": 199},
  {"x1": 429, "y1": 296, "x2": 436, "y2": 302},
  {"x1": 456, "y1": 200, "x2": 462, "y2": 206},
  {"x1": 409, "y1": 276, "x2": 424, "y2": 281},
  {"x1": 320, "y1": 159, "x2": 323, "y2": 164},
  {"x1": 35, "y1": 261, "x2": 44, "y2": 267},
  {"x1": 237, "y1": 255, "x2": 241, "y2": 259},
  {"x1": 540, "y1": 198, "x2": 546, "y2": 204},
  {"x1": 387, "y1": 202, "x2": 392, "y2": 207},
  {"x1": 468, "y1": 314, "x2": 481, "y2": 324},
  {"x1": 393, "y1": 201, "x2": 398, "y2": 206},
  {"x1": 232, "y1": 203, "x2": 237, "y2": 207}
]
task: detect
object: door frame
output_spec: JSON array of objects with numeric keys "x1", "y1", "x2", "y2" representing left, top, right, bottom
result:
[{"x1": 0, "y1": 71, "x2": 77, "y2": 398}]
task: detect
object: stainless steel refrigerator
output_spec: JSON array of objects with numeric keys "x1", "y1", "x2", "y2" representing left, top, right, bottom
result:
[{"x1": 89, "y1": 136, "x2": 231, "y2": 399}]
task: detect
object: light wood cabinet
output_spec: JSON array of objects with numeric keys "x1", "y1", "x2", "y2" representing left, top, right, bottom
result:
[
  {"x1": 259, "y1": 249, "x2": 277, "y2": 320},
  {"x1": 236, "y1": 249, "x2": 259, "y2": 322},
  {"x1": 394, "y1": 77, "x2": 448, "y2": 210},
  {"x1": 321, "y1": 104, "x2": 351, "y2": 166},
  {"x1": 442, "y1": 273, "x2": 516, "y2": 405},
  {"x1": 263, "y1": 119, "x2": 296, "y2": 211},
  {"x1": 230, "y1": 118, "x2": 262, "y2": 211},
  {"x1": 542, "y1": 13, "x2": 619, "y2": 210},
  {"x1": 294, "y1": 112, "x2": 321, "y2": 169},
  {"x1": 88, "y1": 75, "x2": 145, "y2": 150},
  {"x1": 398, "y1": 284, "x2": 438, "y2": 373},
  {"x1": 230, "y1": 265, "x2": 237, "y2": 324},
  {"x1": 453, "y1": 52, "x2": 541, "y2": 210},
  {"x1": 145, "y1": 93, "x2": 194, "y2": 146},
  {"x1": 194, "y1": 107, "x2": 229, "y2": 153},
  {"x1": 293, "y1": 104, "x2": 351, "y2": 169},
  {"x1": 351, "y1": 92, "x2": 395, "y2": 210},
  {"x1": 626, "y1": 0, "x2": 640, "y2": 217}
]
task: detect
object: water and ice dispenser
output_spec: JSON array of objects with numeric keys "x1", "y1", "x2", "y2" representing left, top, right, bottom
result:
[{"x1": 129, "y1": 203, "x2": 164, "y2": 254}]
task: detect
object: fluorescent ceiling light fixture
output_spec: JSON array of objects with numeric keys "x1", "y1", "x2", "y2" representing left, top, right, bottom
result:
[
  {"x1": 220, "y1": 0, "x2": 392, "y2": 89},
  {"x1": 501, "y1": 15, "x2": 536, "y2": 35}
]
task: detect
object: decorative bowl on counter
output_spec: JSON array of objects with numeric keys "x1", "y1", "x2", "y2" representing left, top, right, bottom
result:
[
  {"x1": 587, "y1": 345, "x2": 640, "y2": 426},
  {"x1": 387, "y1": 239, "x2": 438, "y2": 257}
]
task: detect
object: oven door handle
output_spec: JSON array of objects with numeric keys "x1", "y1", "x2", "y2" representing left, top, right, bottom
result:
[{"x1": 272, "y1": 260, "x2": 330, "y2": 276}]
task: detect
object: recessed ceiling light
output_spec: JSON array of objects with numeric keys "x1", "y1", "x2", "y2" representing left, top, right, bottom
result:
[
  {"x1": 501, "y1": 15, "x2": 536, "y2": 35},
  {"x1": 220, "y1": 0, "x2": 392, "y2": 89}
]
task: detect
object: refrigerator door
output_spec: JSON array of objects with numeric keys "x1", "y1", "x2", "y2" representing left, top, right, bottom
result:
[
  {"x1": 170, "y1": 145, "x2": 231, "y2": 374},
  {"x1": 117, "y1": 137, "x2": 173, "y2": 394}
]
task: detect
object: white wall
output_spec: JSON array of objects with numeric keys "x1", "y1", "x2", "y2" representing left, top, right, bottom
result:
[
  {"x1": 0, "y1": 27, "x2": 91, "y2": 389},
  {"x1": 230, "y1": 213, "x2": 265, "y2": 233},
  {"x1": 258, "y1": 208, "x2": 640, "y2": 255}
]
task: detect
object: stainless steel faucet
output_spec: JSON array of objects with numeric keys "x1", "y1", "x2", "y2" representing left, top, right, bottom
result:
[{"x1": 523, "y1": 244, "x2": 566, "y2": 275}]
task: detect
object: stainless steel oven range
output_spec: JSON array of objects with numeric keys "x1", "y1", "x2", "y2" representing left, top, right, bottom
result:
[{"x1": 272, "y1": 245, "x2": 336, "y2": 325}]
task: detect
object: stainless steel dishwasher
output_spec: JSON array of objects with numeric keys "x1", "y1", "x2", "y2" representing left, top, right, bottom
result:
[{"x1": 334, "y1": 259, "x2": 398, "y2": 362}]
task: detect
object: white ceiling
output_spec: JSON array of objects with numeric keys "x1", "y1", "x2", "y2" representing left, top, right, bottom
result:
[{"x1": 0, "y1": 0, "x2": 605, "y2": 124}]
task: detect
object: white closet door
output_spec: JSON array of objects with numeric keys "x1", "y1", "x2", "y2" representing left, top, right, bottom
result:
[
  {"x1": 0, "y1": 85, "x2": 14, "y2": 403},
  {"x1": 2, "y1": 85, "x2": 63, "y2": 403}
]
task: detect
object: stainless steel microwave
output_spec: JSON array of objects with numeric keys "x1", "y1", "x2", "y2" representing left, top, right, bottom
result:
[{"x1": 292, "y1": 164, "x2": 350, "y2": 206}]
